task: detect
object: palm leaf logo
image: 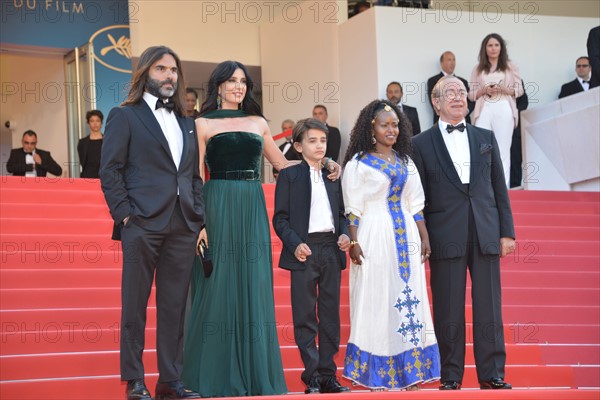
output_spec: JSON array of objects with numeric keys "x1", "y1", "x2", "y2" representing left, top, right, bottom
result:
[{"x1": 101, "y1": 34, "x2": 132, "y2": 59}]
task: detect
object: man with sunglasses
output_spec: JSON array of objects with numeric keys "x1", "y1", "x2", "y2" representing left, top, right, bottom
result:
[
  {"x1": 558, "y1": 56, "x2": 598, "y2": 99},
  {"x1": 6, "y1": 130, "x2": 62, "y2": 177}
]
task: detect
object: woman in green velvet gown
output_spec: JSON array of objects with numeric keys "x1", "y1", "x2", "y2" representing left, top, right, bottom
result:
[{"x1": 182, "y1": 61, "x2": 293, "y2": 397}]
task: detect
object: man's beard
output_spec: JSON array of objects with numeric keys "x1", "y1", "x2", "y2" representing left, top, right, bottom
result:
[{"x1": 146, "y1": 77, "x2": 177, "y2": 99}]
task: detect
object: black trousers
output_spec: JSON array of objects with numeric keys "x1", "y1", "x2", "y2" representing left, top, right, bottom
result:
[
  {"x1": 510, "y1": 123, "x2": 523, "y2": 188},
  {"x1": 291, "y1": 232, "x2": 342, "y2": 384},
  {"x1": 119, "y1": 200, "x2": 198, "y2": 382},
  {"x1": 429, "y1": 205, "x2": 506, "y2": 383}
]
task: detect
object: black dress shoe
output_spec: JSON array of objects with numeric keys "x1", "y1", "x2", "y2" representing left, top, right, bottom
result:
[
  {"x1": 480, "y1": 378, "x2": 512, "y2": 389},
  {"x1": 439, "y1": 380, "x2": 462, "y2": 390},
  {"x1": 320, "y1": 375, "x2": 350, "y2": 393},
  {"x1": 126, "y1": 379, "x2": 151, "y2": 400},
  {"x1": 305, "y1": 375, "x2": 320, "y2": 394},
  {"x1": 155, "y1": 380, "x2": 200, "y2": 399}
]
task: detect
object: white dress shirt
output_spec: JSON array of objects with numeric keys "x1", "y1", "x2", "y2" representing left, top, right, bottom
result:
[
  {"x1": 143, "y1": 92, "x2": 183, "y2": 170},
  {"x1": 308, "y1": 165, "x2": 335, "y2": 234},
  {"x1": 281, "y1": 141, "x2": 293, "y2": 157},
  {"x1": 578, "y1": 75, "x2": 591, "y2": 91},
  {"x1": 25, "y1": 151, "x2": 36, "y2": 177},
  {"x1": 439, "y1": 119, "x2": 470, "y2": 184}
]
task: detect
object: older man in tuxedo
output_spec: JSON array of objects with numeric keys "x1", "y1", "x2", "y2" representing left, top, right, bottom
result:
[
  {"x1": 7, "y1": 130, "x2": 62, "y2": 177},
  {"x1": 412, "y1": 76, "x2": 515, "y2": 391},
  {"x1": 100, "y1": 46, "x2": 204, "y2": 400}
]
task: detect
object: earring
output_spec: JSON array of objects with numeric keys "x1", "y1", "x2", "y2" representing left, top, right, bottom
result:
[
  {"x1": 216, "y1": 96, "x2": 221, "y2": 109},
  {"x1": 371, "y1": 135, "x2": 376, "y2": 145}
]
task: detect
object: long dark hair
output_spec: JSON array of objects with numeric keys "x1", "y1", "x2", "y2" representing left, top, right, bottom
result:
[
  {"x1": 343, "y1": 99, "x2": 412, "y2": 166},
  {"x1": 200, "y1": 60, "x2": 264, "y2": 117},
  {"x1": 122, "y1": 46, "x2": 186, "y2": 116},
  {"x1": 477, "y1": 33, "x2": 510, "y2": 74}
]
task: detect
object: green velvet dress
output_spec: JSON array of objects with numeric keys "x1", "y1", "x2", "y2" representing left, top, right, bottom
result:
[{"x1": 183, "y1": 110, "x2": 287, "y2": 397}]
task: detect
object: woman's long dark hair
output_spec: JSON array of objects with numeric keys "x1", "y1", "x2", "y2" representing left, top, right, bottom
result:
[
  {"x1": 477, "y1": 33, "x2": 510, "y2": 74},
  {"x1": 343, "y1": 99, "x2": 412, "y2": 166},
  {"x1": 122, "y1": 46, "x2": 186, "y2": 116},
  {"x1": 200, "y1": 60, "x2": 264, "y2": 118}
]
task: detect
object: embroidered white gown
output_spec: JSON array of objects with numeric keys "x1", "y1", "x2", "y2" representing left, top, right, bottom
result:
[{"x1": 341, "y1": 153, "x2": 440, "y2": 389}]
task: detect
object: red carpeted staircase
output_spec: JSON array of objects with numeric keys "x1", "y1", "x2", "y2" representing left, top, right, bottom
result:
[{"x1": 1, "y1": 176, "x2": 599, "y2": 399}]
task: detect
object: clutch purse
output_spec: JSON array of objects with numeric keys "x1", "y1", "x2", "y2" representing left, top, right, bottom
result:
[{"x1": 197, "y1": 239, "x2": 213, "y2": 278}]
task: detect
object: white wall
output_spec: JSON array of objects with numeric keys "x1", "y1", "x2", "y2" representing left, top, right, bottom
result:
[
  {"x1": 0, "y1": 53, "x2": 68, "y2": 176},
  {"x1": 259, "y1": 1, "x2": 347, "y2": 132},
  {"x1": 338, "y1": 9, "x2": 380, "y2": 159},
  {"x1": 131, "y1": 0, "x2": 345, "y2": 66}
]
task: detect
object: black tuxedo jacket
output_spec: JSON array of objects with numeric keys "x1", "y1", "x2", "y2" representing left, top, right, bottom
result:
[
  {"x1": 99, "y1": 102, "x2": 204, "y2": 238},
  {"x1": 6, "y1": 148, "x2": 62, "y2": 177},
  {"x1": 272, "y1": 139, "x2": 299, "y2": 177},
  {"x1": 427, "y1": 72, "x2": 474, "y2": 124},
  {"x1": 325, "y1": 125, "x2": 341, "y2": 161},
  {"x1": 558, "y1": 78, "x2": 598, "y2": 99},
  {"x1": 401, "y1": 105, "x2": 421, "y2": 136},
  {"x1": 412, "y1": 124, "x2": 514, "y2": 260},
  {"x1": 279, "y1": 139, "x2": 299, "y2": 162},
  {"x1": 587, "y1": 26, "x2": 600, "y2": 87},
  {"x1": 273, "y1": 161, "x2": 349, "y2": 271}
]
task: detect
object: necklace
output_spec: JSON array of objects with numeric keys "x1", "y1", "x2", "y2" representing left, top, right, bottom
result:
[{"x1": 375, "y1": 151, "x2": 394, "y2": 163}]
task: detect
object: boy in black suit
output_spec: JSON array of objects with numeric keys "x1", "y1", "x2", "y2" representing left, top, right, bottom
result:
[
  {"x1": 100, "y1": 46, "x2": 203, "y2": 400},
  {"x1": 273, "y1": 118, "x2": 351, "y2": 395}
]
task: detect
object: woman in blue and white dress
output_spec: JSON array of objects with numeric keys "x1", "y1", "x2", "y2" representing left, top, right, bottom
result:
[{"x1": 341, "y1": 100, "x2": 440, "y2": 391}]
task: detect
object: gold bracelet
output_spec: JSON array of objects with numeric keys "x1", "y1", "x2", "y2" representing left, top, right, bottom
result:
[{"x1": 350, "y1": 240, "x2": 359, "y2": 247}]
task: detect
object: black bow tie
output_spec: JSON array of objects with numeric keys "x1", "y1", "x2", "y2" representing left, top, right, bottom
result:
[
  {"x1": 24, "y1": 152, "x2": 33, "y2": 155},
  {"x1": 155, "y1": 99, "x2": 174, "y2": 113},
  {"x1": 446, "y1": 123, "x2": 466, "y2": 133},
  {"x1": 582, "y1": 80, "x2": 590, "y2": 84}
]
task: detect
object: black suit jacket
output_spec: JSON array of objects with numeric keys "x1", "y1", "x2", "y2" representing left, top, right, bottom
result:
[
  {"x1": 272, "y1": 139, "x2": 300, "y2": 176},
  {"x1": 587, "y1": 26, "x2": 600, "y2": 87},
  {"x1": 99, "y1": 102, "x2": 204, "y2": 238},
  {"x1": 273, "y1": 161, "x2": 349, "y2": 271},
  {"x1": 558, "y1": 78, "x2": 598, "y2": 99},
  {"x1": 427, "y1": 72, "x2": 474, "y2": 124},
  {"x1": 279, "y1": 139, "x2": 300, "y2": 162},
  {"x1": 400, "y1": 105, "x2": 421, "y2": 136},
  {"x1": 6, "y1": 148, "x2": 62, "y2": 177},
  {"x1": 325, "y1": 125, "x2": 341, "y2": 161},
  {"x1": 411, "y1": 124, "x2": 514, "y2": 260}
]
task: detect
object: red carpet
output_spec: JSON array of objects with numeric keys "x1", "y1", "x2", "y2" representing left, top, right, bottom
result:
[{"x1": 1, "y1": 176, "x2": 599, "y2": 399}]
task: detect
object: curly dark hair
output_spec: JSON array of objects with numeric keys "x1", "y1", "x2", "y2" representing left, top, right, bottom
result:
[
  {"x1": 343, "y1": 99, "x2": 412, "y2": 166},
  {"x1": 85, "y1": 109, "x2": 104, "y2": 123}
]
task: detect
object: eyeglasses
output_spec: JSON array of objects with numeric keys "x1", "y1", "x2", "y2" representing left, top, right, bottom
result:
[
  {"x1": 576, "y1": 64, "x2": 590, "y2": 68},
  {"x1": 23, "y1": 141, "x2": 37, "y2": 145},
  {"x1": 443, "y1": 90, "x2": 467, "y2": 100}
]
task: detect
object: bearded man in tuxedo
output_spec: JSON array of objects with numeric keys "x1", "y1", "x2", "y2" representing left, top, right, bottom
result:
[{"x1": 100, "y1": 46, "x2": 204, "y2": 400}]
